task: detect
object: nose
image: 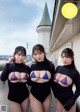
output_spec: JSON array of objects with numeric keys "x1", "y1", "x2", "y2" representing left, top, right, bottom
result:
[
  {"x1": 36, "y1": 54, "x2": 40, "y2": 59},
  {"x1": 20, "y1": 56, "x2": 23, "y2": 59},
  {"x1": 63, "y1": 57, "x2": 67, "y2": 62}
]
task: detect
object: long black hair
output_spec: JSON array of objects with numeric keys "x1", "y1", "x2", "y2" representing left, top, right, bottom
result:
[{"x1": 61, "y1": 48, "x2": 76, "y2": 69}]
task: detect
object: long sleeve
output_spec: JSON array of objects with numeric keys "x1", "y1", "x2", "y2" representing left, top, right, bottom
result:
[
  {"x1": 51, "y1": 64, "x2": 55, "y2": 76},
  {"x1": 26, "y1": 66, "x2": 31, "y2": 86},
  {"x1": 73, "y1": 71, "x2": 80, "y2": 101},
  {"x1": 50, "y1": 64, "x2": 55, "y2": 83},
  {"x1": 1, "y1": 63, "x2": 9, "y2": 82},
  {"x1": 64, "y1": 70, "x2": 80, "y2": 111}
]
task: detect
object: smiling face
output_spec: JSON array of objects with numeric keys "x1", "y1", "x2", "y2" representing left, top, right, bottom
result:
[{"x1": 33, "y1": 50, "x2": 45, "y2": 62}]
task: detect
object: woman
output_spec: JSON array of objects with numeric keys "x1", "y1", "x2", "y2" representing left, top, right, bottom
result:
[
  {"x1": 1, "y1": 46, "x2": 31, "y2": 112},
  {"x1": 51, "y1": 48, "x2": 80, "y2": 112},
  {"x1": 29, "y1": 44, "x2": 55, "y2": 112}
]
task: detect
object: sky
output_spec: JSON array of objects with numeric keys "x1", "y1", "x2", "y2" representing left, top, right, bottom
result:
[{"x1": 0, "y1": 0, "x2": 55, "y2": 55}]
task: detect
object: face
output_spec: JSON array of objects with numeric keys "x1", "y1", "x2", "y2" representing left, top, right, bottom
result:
[
  {"x1": 61, "y1": 53, "x2": 73, "y2": 65},
  {"x1": 33, "y1": 50, "x2": 45, "y2": 62},
  {"x1": 14, "y1": 51, "x2": 26, "y2": 64}
]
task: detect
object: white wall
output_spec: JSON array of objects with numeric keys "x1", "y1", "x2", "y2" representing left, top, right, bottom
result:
[
  {"x1": 36, "y1": 26, "x2": 51, "y2": 52},
  {"x1": 50, "y1": 42, "x2": 73, "y2": 67},
  {"x1": 71, "y1": 33, "x2": 80, "y2": 71},
  {"x1": 50, "y1": 32, "x2": 80, "y2": 72}
]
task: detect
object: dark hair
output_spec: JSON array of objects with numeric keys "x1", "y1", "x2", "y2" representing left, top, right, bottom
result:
[
  {"x1": 32, "y1": 44, "x2": 45, "y2": 55},
  {"x1": 61, "y1": 48, "x2": 76, "y2": 69},
  {"x1": 32, "y1": 44, "x2": 54, "y2": 67},
  {"x1": 14, "y1": 46, "x2": 26, "y2": 56}
]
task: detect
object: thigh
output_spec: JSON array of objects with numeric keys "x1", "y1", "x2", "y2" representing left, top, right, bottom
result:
[
  {"x1": 21, "y1": 97, "x2": 29, "y2": 112},
  {"x1": 43, "y1": 94, "x2": 52, "y2": 112},
  {"x1": 8, "y1": 100, "x2": 22, "y2": 112},
  {"x1": 29, "y1": 93, "x2": 43, "y2": 112},
  {"x1": 56, "y1": 100, "x2": 64, "y2": 112},
  {"x1": 63, "y1": 104, "x2": 76, "y2": 112}
]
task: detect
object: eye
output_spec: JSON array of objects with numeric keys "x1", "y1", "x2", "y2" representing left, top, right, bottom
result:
[
  {"x1": 17, "y1": 54, "x2": 21, "y2": 56},
  {"x1": 34, "y1": 53, "x2": 37, "y2": 56},
  {"x1": 39, "y1": 52, "x2": 42, "y2": 54},
  {"x1": 61, "y1": 56, "x2": 65, "y2": 58}
]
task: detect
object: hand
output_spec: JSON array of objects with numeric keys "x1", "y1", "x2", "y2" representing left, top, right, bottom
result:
[
  {"x1": 7, "y1": 57, "x2": 15, "y2": 63},
  {"x1": 64, "y1": 99, "x2": 75, "y2": 111}
]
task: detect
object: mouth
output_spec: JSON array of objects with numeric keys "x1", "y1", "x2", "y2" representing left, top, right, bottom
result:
[
  {"x1": 37, "y1": 59, "x2": 42, "y2": 61},
  {"x1": 18, "y1": 60, "x2": 23, "y2": 62},
  {"x1": 64, "y1": 62, "x2": 68, "y2": 65}
]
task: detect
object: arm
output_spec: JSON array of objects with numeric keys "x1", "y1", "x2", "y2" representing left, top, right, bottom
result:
[
  {"x1": 50, "y1": 64, "x2": 56, "y2": 93},
  {"x1": 27, "y1": 66, "x2": 31, "y2": 86},
  {"x1": 64, "y1": 70, "x2": 80, "y2": 111},
  {"x1": 1, "y1": 63, "x2": 10, "y2": 82},
  {"x1": 72, "y1": 71, "x2": 80, "y2": 101},
  {"x1": 50, "y1": 64, "x2": 55, "y2": 81}
]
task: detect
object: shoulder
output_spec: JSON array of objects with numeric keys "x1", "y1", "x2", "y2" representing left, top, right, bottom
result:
[
  {"x1": 72, "y1": 69, "x2": 80, "y2": 76},
  {"x1": 72, "y1": 69, "x2": 80, "y2": 83},
  {"x1": 31, "y1": 63, "x2": 36, "y2": 69},
  {"x1": 69, "y1": 68, "x2": 80, "y2": 80},
  {"x1": 50, "y1": 63, "x2": 55, "y2": 69},
  {"x1": 1, "y1": 63, "x2": 14, "y2": 73},
  {"x1": 5, "y1": 63, "x2": 14, "y2": 69},
  {"x1": 56, "y1": 66, "x2": 62, "y2": 70}
]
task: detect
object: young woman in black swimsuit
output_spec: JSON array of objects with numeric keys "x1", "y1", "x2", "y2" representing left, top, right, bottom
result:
[
  {"x1": 29, "y1": 44, "x2": 55, "y2": 112},
  {"x1": 1, "y1": 46, "x2": 31, "y2": 112},
  {"x1": 51, "y1": 48, "x2": 80, "y2": 112}
]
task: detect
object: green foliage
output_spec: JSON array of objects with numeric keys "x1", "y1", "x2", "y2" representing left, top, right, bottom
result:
[{"x1": 0, "y1": 65, "x2": 4, "y2": 71}]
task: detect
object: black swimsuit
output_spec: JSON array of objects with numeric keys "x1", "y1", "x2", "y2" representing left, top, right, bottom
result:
[
  {"x1": 1, "y1": 63, "x2": 31, "y2": 104},
  {"x1": 51, "y1": 65, "x2": 80, "y2": 110},
  {"x1": 30, "y1": 61, "x2": 55, "y2": 103}
]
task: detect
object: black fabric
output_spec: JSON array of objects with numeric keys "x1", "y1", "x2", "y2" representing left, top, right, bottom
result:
[
  {"x1": 1, "y1": 63, "x2": 31, "y2": 104},
  {"x1": 8, "y1": 82, "x2": 29, "y2": 103},
  {"x1": 30, "y1": 60, "x2": 55, "y2": 103},
  {"x1": 51, "y1": 65, "x2": 80, "y2": 111},
  {"x1": 31, "y1": 82, "x2": 50, "y2": 103},
  {"x1": 64, "y1": 98, "x2": 75, "y2": 111}
]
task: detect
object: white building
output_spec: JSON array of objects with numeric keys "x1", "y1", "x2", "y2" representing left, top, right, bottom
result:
[
  {"x1": 36, "y1": 0, "x2": 80, "y2": 72},
  {"x1": 42, "y1": 0, "x2": 80, "y2": 107},
  {"x1": 36, "y1": 3, "x2": 51, "y2": 53},
  {"x1": 48, "y1": 0, "x2": 80, "y2": 72}
]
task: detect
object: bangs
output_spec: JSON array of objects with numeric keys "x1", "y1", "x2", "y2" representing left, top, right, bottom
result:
[
  {"x1": 62, "y1": 53, "x2": 71, "y2": 58},
  {"x1": 61, "y1": 48, "x2": 74, "y2": 58},
  {"x1": 18, "y1": 51, "x2": 25, "y2": 56},
  {"x1": 32, "y1": 44, "x2": 45, "y2": 55},
  {"x1": 33, "y1": 50, "x2": 42, "y2": 54}
]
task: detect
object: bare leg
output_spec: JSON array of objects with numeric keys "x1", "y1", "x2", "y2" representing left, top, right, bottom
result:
[
  {"x1": 8, "y1": 100, "x2": 22, "y2": 112},
  {"x1": 43, "y1": 94, "x2": 52, "y2": 112},
  {"x1": 21, "y1": 97, "x2": 29, "y2": 112},
  {"x1": 56, "y1": 100, "x2": 64, "y2": 112},
  {"x1": 29, "y1": 93, "x2": 43, "y2": 112},
  {"x1": 63, "y1": 104, "x2": 76, "y2": 112}
]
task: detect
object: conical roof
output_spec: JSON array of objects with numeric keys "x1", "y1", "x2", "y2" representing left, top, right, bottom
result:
[{"x1": 37, "y1": 3, "x2": 51, "y2": 27}]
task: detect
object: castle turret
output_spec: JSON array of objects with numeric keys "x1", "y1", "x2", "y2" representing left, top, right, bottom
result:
[{"x1": 36, "y1": 3, "x2": 51, "y2": 52}]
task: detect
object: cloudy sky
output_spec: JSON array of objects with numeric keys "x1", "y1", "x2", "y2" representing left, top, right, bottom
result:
[{"x1": 0, "y1": 0, "x2": 55, "y2": 55}]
